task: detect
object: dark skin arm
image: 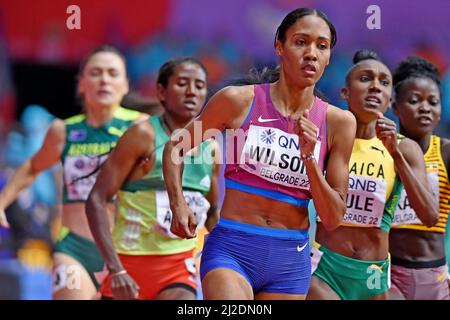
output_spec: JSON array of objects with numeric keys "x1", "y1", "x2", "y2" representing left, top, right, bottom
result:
[
  {"x1": 204, "y1": 140, "x2": 221, "y2": 232},
  {"x1": 442, "y1": 138, "x2": 450, "y2": 186},
  {"x1": 86, "y1": 120, "x2": 154, "y2": 300},
  {"x1": 442, "y1": 138, "x2": 450, "y2": 288},
  {"x1": 376, "y1": 114, "x2": 439, "y2": 227}
]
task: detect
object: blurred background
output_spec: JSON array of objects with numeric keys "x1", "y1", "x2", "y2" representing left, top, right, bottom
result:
[
  {"x1": 1, "y1": 0, "x2": 450, "y2": 132},
  {"x1": 0, "y1": 0, "x2": 449, "y2": 299}
]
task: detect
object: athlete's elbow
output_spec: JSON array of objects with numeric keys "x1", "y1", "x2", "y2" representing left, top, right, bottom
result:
[
  {"x1": 320, "y1": 208, "x2": 343, "y2": 231},
  {"x1": 422, "y1": 199, "x2": 440, "y2": 227},
  {"x1": 163, "y1": 140, "x2": 173, "y2": 155},
  {"x1": 163, "y1": 141, "x2": 180, "y2": 167},
  {"x1": 421, "y1": 211, "x2": 439, "y2": 228},
  {"x1": 321, "y1": 218, "x2": 341, "y2": 231}
]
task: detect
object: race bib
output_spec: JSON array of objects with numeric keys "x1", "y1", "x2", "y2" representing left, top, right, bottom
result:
[
  {"x1": 343, "y1": 175, "x2": 387, "y2": 227},
  {"x1": 240, "y1": 125, "x2": 321, "y2": 190},
  {"x1": 155, "y1": 191, "x2": 210, "y2": 239},
  {"x1": 392, "y1": 169, "x2": 440, "y2": 226},
  {"x1": 64, "y1": 154, "x2": 108, "y2": 201}
]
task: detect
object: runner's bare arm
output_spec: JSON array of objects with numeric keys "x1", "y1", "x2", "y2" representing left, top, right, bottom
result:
[
  {"x1": 163, "y1": 85, "x2": 253, "y2": 238},
  {"x1": 394, "y1": 138, "x2": 439, "y2": 227},
  {"x1": 442, "y1": 138, "x2": 450, "y2": 182},
  {"x1": 204, "y1": 140, "x2": 221, "y2": 232},
  {"x1": 310, "y1": 108, "x2": 356, "y2": 230},
  {"x1": 442, "y1": 138, "x2": 450, "y2": 290},
  {"x1": 0, "y1": 119, "x2": 66, "y2": 227},
  {"x1": 86, "y1": 120, "x2": 154, "y2": 274}
]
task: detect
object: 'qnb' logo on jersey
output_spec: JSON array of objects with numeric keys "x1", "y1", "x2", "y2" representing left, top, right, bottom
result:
[
  {"x1": 278, "y1": 135, "x2": 300, "y2": 151},
  {"x1": 260, "y1": 129, "x2": 276, "y2": 144}
]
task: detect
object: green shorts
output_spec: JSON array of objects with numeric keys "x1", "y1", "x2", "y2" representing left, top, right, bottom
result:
[
  {"x1": 54, "y1": 230, "x2": 104, "y2": 289},
  {"x1": 311, "y1": 243, "x2": 390, "y2": 300}
]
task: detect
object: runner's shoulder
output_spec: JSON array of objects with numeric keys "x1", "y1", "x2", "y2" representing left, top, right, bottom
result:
[
  {"x1": 214, "y1": 85, "x2": 254, "y2": 110},
  {"x1": 326, "y1": 104, "x2": 356, "y2": 131}
]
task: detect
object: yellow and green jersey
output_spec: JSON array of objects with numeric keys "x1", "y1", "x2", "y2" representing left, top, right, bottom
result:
[
  {"x1": 112, "y1": 115, "x2": 214, "y2": 255},
  {"x1": 341, "y1": 137, "x2": 402, "y2": 232},
  {"x1": 61, "y1": 106, "x2": 141, "y2": 203}
]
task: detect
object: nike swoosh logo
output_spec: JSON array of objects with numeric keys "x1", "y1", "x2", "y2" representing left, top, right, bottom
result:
[
  {"x1": 258, "y1": 115, "x2": 279, "y2": 123},
  {"x1": 297, "y1": 243, "x2": 308, "y2": 252}
]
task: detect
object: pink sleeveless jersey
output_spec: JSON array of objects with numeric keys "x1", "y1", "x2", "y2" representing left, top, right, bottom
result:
[{"x1": 224, "y1": 83, "x2": 328, "y2": 207}]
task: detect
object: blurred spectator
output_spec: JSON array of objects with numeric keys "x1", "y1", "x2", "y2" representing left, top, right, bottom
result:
[
  {"x1": 317, "y1": 50, "x2": 351, "y2": 107},
  {"x1": 441, "y1": 69, "x2": 450, "y2": 127},
  {"x1": 0, "y1": 159, "x2": 53, "y2": 300},
  {"x1": 0, "y1": 202, "x2": 53, "y2": 300},
  {"x1": 198, "y1": 52, "x2": 229, "y2": 87},
  {"x1": 2, "y1": 104, "x2": 60, "y2": 251},
  {"x1": 411, "y1": 41, "x2": 449, "y2": 76},
  {"x1": 36, "y1": 23, "x2": 65, "y2": 64},
  {"x1": 122, "y1": 92, "x2": 163, "y2": 116},
  {"x1": 0, "y1": 28, "x2": 15, "y2": 139},
  {"x1": 5, "y1": 105, "x2": 59, "y2": 210}
]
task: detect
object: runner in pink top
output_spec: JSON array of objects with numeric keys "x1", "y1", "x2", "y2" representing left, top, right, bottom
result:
[
  {"x1": 163, "y1": 8, "x2": 357, "y2": 300},
  {"x1": 225, "y1": 83, "x2": 328, "y2": 205}
]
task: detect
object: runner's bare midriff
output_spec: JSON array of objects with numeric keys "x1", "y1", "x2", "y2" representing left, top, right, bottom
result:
[
  {"x1": 389, "y1": 229, "x2": 446, "y2": 261},
  {"x1": 316, "y1": 222, "x2": 389, "y2": 261},
  {"x1": 220, "y1": 188, "x2": 309, "y2": 230}
]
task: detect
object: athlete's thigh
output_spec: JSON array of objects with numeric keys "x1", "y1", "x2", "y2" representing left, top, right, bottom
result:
[
  {"x1": 370, "y1": 291, "x2": 389, "y2": 300},
  {"x1": 53, "y1": 252, "x2": 97, "y2": 300},
  {"x1": 255, "y1": 292, "x2": 306, "y2": 300},
  {"x1": 157, "y1": 286, "x2": 196, "y2": 300},
  {"x1": 306, "y1": 275, "x2": 340, "y2": 300},
  {"x1": 388, "y1": 286, "x2": 406, "y2": 300},
  {"x1": 202, "y1": 268, "x2": 254, "y2": 300}
]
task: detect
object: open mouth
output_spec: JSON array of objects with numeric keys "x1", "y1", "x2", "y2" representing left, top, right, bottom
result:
[
  {"x1": 365, "y1": 95, "x2": 381, "y2": 104},
  {"x1": 364, "y1": 95, "x2": 381, "y2": 108},
  {"x1": 302, "y1": 63, "x2": 316, "y2": 75},
  {"x1": 417, "y1": 116, "x2": 433, "y2": 125}
]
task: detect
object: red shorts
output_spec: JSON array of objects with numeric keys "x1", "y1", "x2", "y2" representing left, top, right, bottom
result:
[{"x1": 101, "y1": 250, "x2": 198, "y2": 299}]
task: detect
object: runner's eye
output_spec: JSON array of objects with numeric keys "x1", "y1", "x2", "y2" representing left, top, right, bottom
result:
[{"x1": 360, "y1": 75, "x2": 370, "y2": 82}]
